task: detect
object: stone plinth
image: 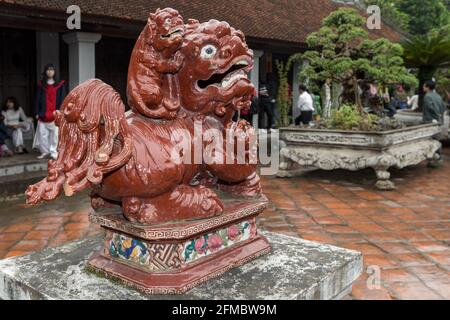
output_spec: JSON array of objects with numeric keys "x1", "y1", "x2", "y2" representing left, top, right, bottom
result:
[
  {"x1": 86, "y1": 197, "x2": 271, "y2": 294},
  {"x1": 0, "y1": 232, "x2": 363, "y2": 300}
]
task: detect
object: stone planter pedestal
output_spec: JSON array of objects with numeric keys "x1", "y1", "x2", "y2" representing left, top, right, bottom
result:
[{"x1": 277, "y1": 124, "x2": 442, "y2": 190}]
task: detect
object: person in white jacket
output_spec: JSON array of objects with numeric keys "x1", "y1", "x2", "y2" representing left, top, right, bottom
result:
[
  {"x1": 295, "y1": 84, "x2": 314, "y2": 125},
  {"x1": 407, "y1": 90, "x2": 419, "y2": 110}
]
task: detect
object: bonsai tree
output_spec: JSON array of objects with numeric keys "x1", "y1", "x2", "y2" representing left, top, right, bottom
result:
[
  {"x1": 301, "y1": 8, "x2": 417, "y2": 114},
  {"x1": 402, "y1": 25, "x2": 450, "y2": 110},
  {"x1": 359, "y1": 37, "x2": 418, "y2": 94}
]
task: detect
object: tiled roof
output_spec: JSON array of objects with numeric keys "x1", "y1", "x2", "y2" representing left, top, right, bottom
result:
[{"x1": 0, "y1": 0, "x2": 402, "y2": 43}]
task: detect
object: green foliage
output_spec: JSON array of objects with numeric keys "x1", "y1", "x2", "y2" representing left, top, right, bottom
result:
[
  {"x1": 402, "y1": 27, "x2": 450, "y2": 70},
  {"x1": 361, "y1": 0, "x2": 449, "y2": 35},
  {"x1": 359, "y1": 38, "x2": 419, "y2": 88},
  {"x1": 361, "y1": 0, "x2": 410, "y2": 31},
  {"x1": 276, "y1": 53, "x2": 303, "y2": 127},
  {"x1": 325, "y1": 104, "x2": 379, "y2": 131},
  {"x1": 402, "y1": 27, "x2": 450, "y2": 109},
  {"x1": 435, "y1": 68, "x2": 450, "y2": 97},
  {"x1": 398, "y1": 0, "x2": 449, "y2": 35}
]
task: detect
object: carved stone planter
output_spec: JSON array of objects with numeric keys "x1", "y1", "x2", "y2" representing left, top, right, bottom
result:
[
  {"x1": 277, "y1": 123, "x2": 442, "y2": 190},
  {"x1": 395, "y1": 110, "x2": 449, "y2": 140}
]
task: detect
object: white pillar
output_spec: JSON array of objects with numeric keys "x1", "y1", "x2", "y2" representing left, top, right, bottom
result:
[
  {"x1": 36, "y1": 32, "x2": 60, "y2": 81},
  {"x1": 62, "y1": 32, "x2": 102, "y2": 90},
  {"x1": 250, "y1": 49, "x2": 263, "y2": 128},
  {"x1": 292, "y1": 61, "x2": 301, "y2": 124}
]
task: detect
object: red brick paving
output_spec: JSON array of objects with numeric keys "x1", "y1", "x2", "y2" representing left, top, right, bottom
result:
[
  {"x1": 0, "y1": 148, "x2": 449, "y2": 299},
  {"x1": 0, "y1": 206, "x2": 102, "y2": 259},
  {"x1": 256, "y1": 147, "x2": 450, "y2": 300}
]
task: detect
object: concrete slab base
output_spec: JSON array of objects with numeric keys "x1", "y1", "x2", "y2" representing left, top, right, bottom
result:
[{"x1": 0, "y1": 231, "x2": 363, "y2": 300}]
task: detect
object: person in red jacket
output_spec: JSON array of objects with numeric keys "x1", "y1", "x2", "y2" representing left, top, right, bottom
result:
[{"x1": 34, "y1": 63, "x2": 67, "y2": 160}]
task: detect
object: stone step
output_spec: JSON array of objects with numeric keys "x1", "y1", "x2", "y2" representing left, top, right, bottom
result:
[
  {"x1": 0, "y1": 170, "x2": 47, "y2": 201},
  {"x1": 0, "y1": 155, "x2": 47, "y2": 178},
  {"x1": 0, "y1": 154, "x2": 48, "y2": 200}
]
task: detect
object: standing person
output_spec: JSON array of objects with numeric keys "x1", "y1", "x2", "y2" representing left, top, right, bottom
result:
[
  {"x1": 34, "y1": 63, "x2": 67, "y2": 160},
  {"x1": 322, "y1": 78, "x2": 332, "y2": 119},
  {"x1": 2, "y1": 97, "x2": 31, "y2": 154},
  {"x1": 422, "y1": 80, "x2": 446, "y2": 124},
  {"x1": 258, "y1": 85, "x2": 274, "y2": 129},
  {"x1": 295, "y1": 84, "x2": 314, "y2": 126}
]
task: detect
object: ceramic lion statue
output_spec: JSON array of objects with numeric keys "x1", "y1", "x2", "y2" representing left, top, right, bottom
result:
[{"x1": 26, "y1": 8, "x2": 261, "y2": 225}]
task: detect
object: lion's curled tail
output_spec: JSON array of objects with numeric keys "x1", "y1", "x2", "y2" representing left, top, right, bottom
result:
[{"x1": 25, "y1": 79, "x2": 132, "y2": 205}]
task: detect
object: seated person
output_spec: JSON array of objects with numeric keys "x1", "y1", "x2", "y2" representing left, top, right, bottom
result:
[
  {"x1": 407, "y1": 90, "x2": 419, "y2": 111},
  {"x1": 0, "y1": 116, "x2": 13, "y2": 157},
  {"x1": 2, "y1": 97, "x2": 31, "y2": 154}
]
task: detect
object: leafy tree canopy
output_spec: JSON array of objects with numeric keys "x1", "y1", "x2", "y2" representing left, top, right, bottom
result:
[
  {"x1": 398, "y1": 0, "x2": 449, "y2": 35},
  {"x1": 402, "y1": 25, "x2": 450, "y2": 69},
  {"x1": 361, "y1": 0, "x2": 409, "y2": 31},
  {"x1": 361, "y1": 0, "x2": 449, "y2": 35}
]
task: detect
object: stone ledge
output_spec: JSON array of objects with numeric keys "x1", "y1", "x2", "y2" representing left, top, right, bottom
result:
[{"x1": 0, "y1": 231, "x2": 363, "y2": 300}]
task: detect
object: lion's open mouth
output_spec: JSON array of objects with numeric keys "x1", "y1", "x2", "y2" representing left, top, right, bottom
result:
[
  {"x1": 161, "y1": 28, "x2": 184, "y2": 39},
  {"x1": 198, "y1": 59, "x2": 250, "y2": 89}
]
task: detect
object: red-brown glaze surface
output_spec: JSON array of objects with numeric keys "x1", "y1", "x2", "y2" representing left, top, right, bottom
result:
[
  {"x1": 26, "y1": 8, "x2": 262, "y2": 225},
  {"x1": 127, "y1": 8, "x2": 186, "y2": 120}
]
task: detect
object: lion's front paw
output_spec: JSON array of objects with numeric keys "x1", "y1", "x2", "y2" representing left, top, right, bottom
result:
[
  {"x1": 199, "y1": 186, "x2": 223, "y2": 214},
  {"x1": 219, "y1": 172, "x2": 262, "y2": 197}
]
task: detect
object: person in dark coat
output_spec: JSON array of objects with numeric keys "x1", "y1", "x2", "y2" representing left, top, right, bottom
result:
[
  {"x1": 34, "y1": 63, "x2": 67, "y2": 159},
  {"x1": 258, "y1": 85, "x2": 274, "y2": 129},
  {"x1": 422, "y1": 80, "x2": 446, "y2": 124}
]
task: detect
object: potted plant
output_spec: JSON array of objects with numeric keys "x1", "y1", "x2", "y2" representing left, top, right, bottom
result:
[{"x1": 277, "y1": 8, "x2": 442, "y2": 190}]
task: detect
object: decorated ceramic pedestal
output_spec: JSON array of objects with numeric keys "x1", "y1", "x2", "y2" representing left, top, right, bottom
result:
[{"x1": 87, "y1": 196, "x2": 270, "y2": 294}]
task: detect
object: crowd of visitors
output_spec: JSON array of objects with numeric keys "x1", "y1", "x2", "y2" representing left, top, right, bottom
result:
[{"x1": 236, "y1": 74, "x2": 448, "y2": 130}]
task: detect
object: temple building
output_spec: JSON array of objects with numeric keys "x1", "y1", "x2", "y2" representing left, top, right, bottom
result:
[{"x1": 0, "y1": 0, "x2": 401, "y2": 120}]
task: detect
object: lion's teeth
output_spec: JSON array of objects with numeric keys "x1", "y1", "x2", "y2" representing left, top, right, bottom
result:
[
  {"x1": 236, "y1": 60, "x2": 248, "y2": 66},
  {"x1": 221, "y1": 73, "x2": 246, "y2": 88}
]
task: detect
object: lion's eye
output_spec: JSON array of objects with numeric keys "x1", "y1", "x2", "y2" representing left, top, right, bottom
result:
[
  {"x1": 200, "y1": 45, "x2": 217, "y2": 59},
  {"x1": 165, "y1": 18, "x2": 172, "y2": 24}
]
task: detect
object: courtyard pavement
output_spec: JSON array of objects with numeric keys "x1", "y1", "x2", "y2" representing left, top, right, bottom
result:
[{"x1": 0, "y1": 147, "x2": 449, "y2": 300}]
